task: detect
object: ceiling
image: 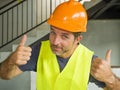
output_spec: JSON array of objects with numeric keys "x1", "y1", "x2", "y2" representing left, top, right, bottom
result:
[
  {"x1": 87, "y1": 0, "x2": 120, "y2": 19},
  {"x1": 0, "y1": 0, "x2": 120, "y2": 19}
]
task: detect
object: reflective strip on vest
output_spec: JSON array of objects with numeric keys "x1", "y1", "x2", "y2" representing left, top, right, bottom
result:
[{"x1": 36, "y1": 40, "x2": 94, "y2": 90}]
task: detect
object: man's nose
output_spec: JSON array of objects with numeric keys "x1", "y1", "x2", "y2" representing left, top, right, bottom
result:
[{"x1": 53, "y1": 36, "x2": 61, "y2": 45}]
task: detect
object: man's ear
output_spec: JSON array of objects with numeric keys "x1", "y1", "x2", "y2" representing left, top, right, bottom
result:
[{"x1": 77, "y1": 35, "x2": 83, "y2": 42}]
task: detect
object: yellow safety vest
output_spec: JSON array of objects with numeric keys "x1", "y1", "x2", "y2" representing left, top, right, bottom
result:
[{"x1": 36, "y1": 40, "x2": 94, "y2": 90}]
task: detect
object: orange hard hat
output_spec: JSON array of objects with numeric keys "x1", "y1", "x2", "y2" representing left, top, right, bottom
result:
[{"x1": 47, "y1": 0, "x2": 88, "y2": 32}]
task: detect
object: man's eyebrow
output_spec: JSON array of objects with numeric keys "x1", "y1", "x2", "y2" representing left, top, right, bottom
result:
[
  {"x1": 61, "y1": 32, "x2": 70, "y2": 36},
  {"x1": 50, "y1": 27, "x2": 53, "y2": 30},
  {"x1": 62, "y1": 32, "x2": 68, "y2": 34}
]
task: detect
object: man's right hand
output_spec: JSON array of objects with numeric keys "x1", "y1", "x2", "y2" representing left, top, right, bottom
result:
[
  {"x1": 0, "y1": 35, "x2": 32, "y2": 79},
  {"x1": 10, "y1": 35, "x2": 32, "y2": 66}
]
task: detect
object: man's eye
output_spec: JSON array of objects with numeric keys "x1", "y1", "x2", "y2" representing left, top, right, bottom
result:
[
  {"x1": 50, "y1": 31, "x2": 55, "y2": 35},
  {"x1": 62, "y1": 35, "x2": 69, "y2": 39}
]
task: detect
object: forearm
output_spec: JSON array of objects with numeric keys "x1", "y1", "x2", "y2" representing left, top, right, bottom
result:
[
  {"x1": 0, "y1": 35, "x2": 31, "y2": 80},
  {"x1": 0, "y1": 54, "x2": 20, "y2": 80},
  {"x1": 105, "y1": 74, "x2": 120, "y2": 90}
]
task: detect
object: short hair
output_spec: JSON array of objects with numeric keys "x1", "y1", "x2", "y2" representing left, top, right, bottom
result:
[{"x1": 72, "y1": 32, "x2": 81, "y2": 38}]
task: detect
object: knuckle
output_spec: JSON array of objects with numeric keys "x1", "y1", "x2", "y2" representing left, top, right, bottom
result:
[
  {"x1": 28, "y1": 47, "x2": 32, "y2": 52},
  {"x1": 15, "y1": 60, "x2": 20, "y2": 65},
  {"x1": 28, "y1": 47, "x2": 32, "y2": 50},
  {"x1": 28, "y1": 52, "x2": 32, "y2": 56},
  {"x1": 23, "y1": 61, "x2": 27, "y2": 65},
  {"x1": 26, "y1": 57, "x2": 30, "y2": 61}
]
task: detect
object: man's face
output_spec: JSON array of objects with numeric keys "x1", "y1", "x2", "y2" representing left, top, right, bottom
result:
[{"x1": 49, "y1": 26, "x2": 79, "y2": 58}]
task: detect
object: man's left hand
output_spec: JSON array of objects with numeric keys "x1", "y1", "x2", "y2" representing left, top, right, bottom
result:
[{"x1": 91, "y1": 50, "x2": 115, "y2": 84}]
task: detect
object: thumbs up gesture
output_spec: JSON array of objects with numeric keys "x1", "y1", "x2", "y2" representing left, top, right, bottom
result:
[
  {"x1": 91, "y1": 50, "x2": 115, "y2": 84},
  {"x1": 10, "y1": 35, "x2": 32, "y2": 66}
]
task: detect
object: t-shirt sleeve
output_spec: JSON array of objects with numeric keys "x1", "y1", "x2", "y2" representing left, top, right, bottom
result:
[
  {"x1": 89, "y1": 74, "x2": 106, "y2": 88},
  {"x1": 19, "y1": 42, "x2": 41, "y2": 72},
  {"x1": 89, "y1": 55, "x2": 106, "y2": 88}
]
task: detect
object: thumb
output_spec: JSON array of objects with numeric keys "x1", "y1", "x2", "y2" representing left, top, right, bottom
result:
[
  {"x1": 105, "y1": 49, "x2": 111, "y2": 64},
  {"x1": 19, "y1": 35, "x2": 27, "y2": 46}
]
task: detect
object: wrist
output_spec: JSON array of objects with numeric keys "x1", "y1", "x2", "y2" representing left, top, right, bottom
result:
[
  {"x1": 105, "y1": 74, "x2": 116, "y2": 89},
  {"x1": 7, "y1": 52, "x2": 16, "y2": 65}
]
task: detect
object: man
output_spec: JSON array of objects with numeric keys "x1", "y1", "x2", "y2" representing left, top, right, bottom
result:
[{"x1": 0, "y1": 0, "x2": 120, "y2": 90}]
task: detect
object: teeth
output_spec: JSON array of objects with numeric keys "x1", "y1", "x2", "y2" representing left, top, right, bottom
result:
[{"x1": 80, "y1": 0, "x2": 91, "y2": 4}]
